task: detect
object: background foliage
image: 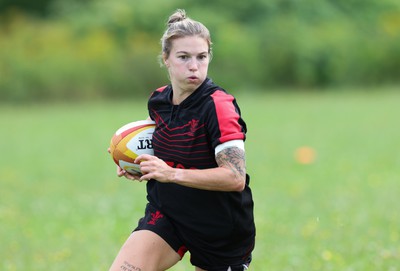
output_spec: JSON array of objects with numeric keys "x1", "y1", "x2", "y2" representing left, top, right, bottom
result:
[{"x1": 1, "y1": 0, "x2": 400, "y2": 101}]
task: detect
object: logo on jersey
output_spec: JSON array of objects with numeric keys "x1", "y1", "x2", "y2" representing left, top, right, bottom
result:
[{"x1": 188, "y1": 119, "x2": 199, "y2": 136}]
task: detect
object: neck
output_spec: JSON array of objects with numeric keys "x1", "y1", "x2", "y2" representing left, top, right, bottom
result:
[
  {"x1": 170, "y1": 78, "x2": 207, "y2": 105},
  {"x1": 171, "y1": 84, "x2": 197, "y2": 105},
  {"x1": 173, "y1": 89, "x2": 194, "y2": 105}
]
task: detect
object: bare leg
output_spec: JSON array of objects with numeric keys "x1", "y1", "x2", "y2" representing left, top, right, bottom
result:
[{"x1": 109, "y1": 230, "x2": 181, "y2": 271}]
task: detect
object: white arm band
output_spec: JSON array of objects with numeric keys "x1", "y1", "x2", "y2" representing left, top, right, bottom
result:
[{"x1": 215, "y1": 140, "x2": 245, "y2": 155}]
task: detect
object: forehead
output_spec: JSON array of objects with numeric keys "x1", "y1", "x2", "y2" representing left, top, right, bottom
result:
[{"x1": 171, "y1": 36, "x2": 209, "y2": 54}]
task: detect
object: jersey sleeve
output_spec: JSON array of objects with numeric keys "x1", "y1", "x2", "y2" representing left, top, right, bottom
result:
[
  {"x1": 215, "y1": 139, "x2": 245, "y2": 155},
  {"x1": 206, "y1": 90, "x2": 247, "y2": 149}
]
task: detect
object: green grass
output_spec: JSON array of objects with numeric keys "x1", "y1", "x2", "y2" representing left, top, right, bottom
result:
[{"x1": 1, "y1": 90, "x2": 399, "y2": 270}]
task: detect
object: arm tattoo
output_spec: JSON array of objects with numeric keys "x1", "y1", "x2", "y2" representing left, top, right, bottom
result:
[
  {"x1": 216, "y1": 146, "x2": 246, "y2": 179},
  {"x1": 120, "y1": 261, "x2": 142, "y2": 271}
]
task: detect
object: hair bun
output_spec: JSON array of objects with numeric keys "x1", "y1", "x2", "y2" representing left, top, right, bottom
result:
[{"x1": 167, "y1": 9, "x2": 187, "y2": 26}]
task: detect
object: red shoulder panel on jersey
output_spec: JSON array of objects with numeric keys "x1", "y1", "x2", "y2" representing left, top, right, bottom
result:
[
  {"x1": 156, "y1": 85, "x2": 168, "y2": 92},
  {"x1": 211, "y1": 90, "x2": 245, "y2": 143}
]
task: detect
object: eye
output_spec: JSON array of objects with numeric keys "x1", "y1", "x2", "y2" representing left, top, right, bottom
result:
[
  {"x1": 198, "y1": 54, "x2": 208, "y2": 60},
  {"x1": 178, "y1": 55, "x2": 189, "y2": 60}
]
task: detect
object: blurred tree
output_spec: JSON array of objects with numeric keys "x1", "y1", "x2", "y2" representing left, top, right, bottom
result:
[
  {"x1": 186, "y1": 0, "x2": 274, "y2": 26},
  {"x1": 1, "y1": 0, "x2": 399, "y2": 102},
  {"x1": 0, "y1": 0, "x2": 92, "y2": 16},
  {"x1": 0, "y1": 0, "x2": 55, "y2": 16}
]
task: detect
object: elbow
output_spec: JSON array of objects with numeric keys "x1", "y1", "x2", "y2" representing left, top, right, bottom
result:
[
  {"x1": 220, "y1": 166, "x2": 246, "y2": 192},
  {"x1": 234, "y1": 182, "x2": 245, "y2": 192},
  {"x1": 232, "y1": 176, "x2": 246, "y2": 192}
]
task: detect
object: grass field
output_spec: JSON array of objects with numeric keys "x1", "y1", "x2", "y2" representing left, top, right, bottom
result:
[{"x1": 1, "y1": 90, "x2": 399, "y2": 270}]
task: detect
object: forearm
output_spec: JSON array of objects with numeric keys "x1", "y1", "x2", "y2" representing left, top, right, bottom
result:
[
  {"x1": 173, "y1": 166, "x2": 245, "y2": 192},
  {"x1": 137, "y1": 146, "x2": 247, "y2": 192},
  {"x1": 172, "y1": 146, "x2": 246, "y2": 192}
]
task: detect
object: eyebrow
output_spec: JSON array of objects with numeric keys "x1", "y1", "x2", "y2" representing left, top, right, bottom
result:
[{"x1": 176, "y1": 51, "x2": 208, "y2": 55}]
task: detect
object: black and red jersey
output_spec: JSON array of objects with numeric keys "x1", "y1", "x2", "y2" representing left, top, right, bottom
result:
[
  {"x1": 149, "y1": 77, "x2": 247, "y2": 170},
  {"x1": 146, "y1": 78, "x2": 255, "y2": 248}
]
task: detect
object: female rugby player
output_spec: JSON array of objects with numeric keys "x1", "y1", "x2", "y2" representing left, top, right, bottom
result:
[{"x1": 109, "y1": 9, "x2": 256, "y2": 271}]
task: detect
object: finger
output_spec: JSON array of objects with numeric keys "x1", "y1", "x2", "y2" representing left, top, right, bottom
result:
[
  {"x1": 124, "y1": 170, "x2": 143, "y2": 180},
  {"x1": 117, "y1": 166, "x2": 126, "y2": 177},
  {"x1": 139, "y1": 173, "x2": 152, "y2": 182},
  {"x1": 124, "y1": 172, "x2": 135, "y2": 180},
  {"x1": 134, "y1": 154, "x2": 154, "y2": 164}
]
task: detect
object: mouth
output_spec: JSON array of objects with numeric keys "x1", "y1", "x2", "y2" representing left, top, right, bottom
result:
[{"x1": 188, "y1": 76, "x2": 198, "y2": 80}]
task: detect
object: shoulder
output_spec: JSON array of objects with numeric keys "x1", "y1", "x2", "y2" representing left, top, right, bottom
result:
[
  {"x1": 206, "y1": 87, "x2": 240, "y2": 117},
  {"x1": 210, "y1": 89, "x2": 236, "y2": 106},
  {"x1": 156, "y1": 85, "x2": 168, "y2": 93},
  {"x1": 149, "y1": 85, "x2": 171, "y2": 101},
  {"x1": 152, "y1": 85, "x2": 170, "y2": 96},
  {"x1": 199, "y1": 80, "x2": 235, "y2": 107},
  {"x1": 202, "y1": 79, "x2": 236, "y2": 104}
]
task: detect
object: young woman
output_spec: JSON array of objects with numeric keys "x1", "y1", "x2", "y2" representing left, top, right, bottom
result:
[{"x1": 109, "y1": 9, "x2": 256, "y2": 271}]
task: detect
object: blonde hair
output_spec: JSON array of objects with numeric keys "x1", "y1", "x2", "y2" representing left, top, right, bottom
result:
[{"x1": 160, "y1": 9, "x2": 212, "y2": 66}]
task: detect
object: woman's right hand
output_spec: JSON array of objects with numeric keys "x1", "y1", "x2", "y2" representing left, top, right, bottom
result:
[
  {"x1": 109, "y1": 147, "x2": 143, "y2": 181},
  {"x1": 116, "y1": 166, "x2": 143, "y2": 182}
]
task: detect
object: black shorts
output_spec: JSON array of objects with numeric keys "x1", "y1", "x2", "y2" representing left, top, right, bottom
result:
[{"x1": 134, "y1": 203, "x2": 254, "y2": 271}]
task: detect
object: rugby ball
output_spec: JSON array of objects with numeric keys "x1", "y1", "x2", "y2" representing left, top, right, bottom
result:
[{"x1": 109, "y1": 120, "x2": 155, "y2": 174}]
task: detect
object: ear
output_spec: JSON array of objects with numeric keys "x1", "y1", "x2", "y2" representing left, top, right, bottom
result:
[
  {"x1": 164, "y1": 59, "x2": 170, "y2": 68},
  {"x1": 162, "y1": 53, "x2": 169, "y2": 67}
]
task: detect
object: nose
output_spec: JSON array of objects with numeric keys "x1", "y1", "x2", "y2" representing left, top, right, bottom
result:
[{"x1": 187, "y1": 57, "x2": 198, "y2": 71}]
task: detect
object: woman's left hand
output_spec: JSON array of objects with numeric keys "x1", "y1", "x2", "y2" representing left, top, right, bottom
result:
[{"x1": 134, "y1": 154, "x2": 175, "y2": 183}]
